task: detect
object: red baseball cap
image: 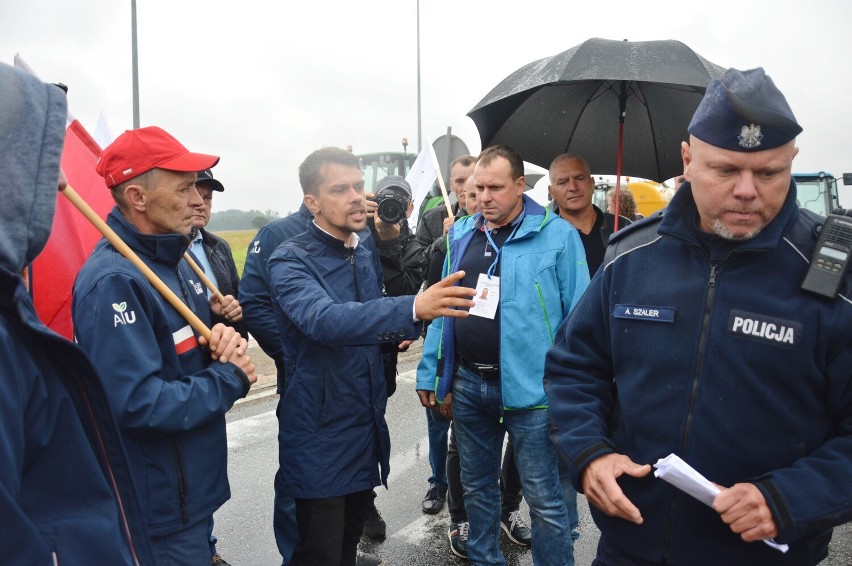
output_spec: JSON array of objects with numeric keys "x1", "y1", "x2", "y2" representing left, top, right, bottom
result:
[{"x1": 96, "y1": 126, "x2": 220, "y2": 188}]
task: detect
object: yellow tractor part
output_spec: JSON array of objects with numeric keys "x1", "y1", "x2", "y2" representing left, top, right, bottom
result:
[{"x1": 627, "y1": 181, "x2": 670, "y2": 217}]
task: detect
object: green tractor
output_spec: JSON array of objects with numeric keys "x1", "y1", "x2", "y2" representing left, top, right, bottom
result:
[{"x1": 794, "y1": 172, "x2": 851, "y2": 216}]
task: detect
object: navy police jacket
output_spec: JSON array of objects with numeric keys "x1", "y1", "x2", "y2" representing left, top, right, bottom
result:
[
  {"x1": 73, "y1": 208, "x2": 251, "y2": 536},
  {"x1": 545, "y1": 183, "x2": 852, "y2": 565},
  {"x1": 268, "y1": 221, "x2": 421, "y2": 498},
  {"x1": 1, "y1": 267, "x2": 154, "y2": 565}
]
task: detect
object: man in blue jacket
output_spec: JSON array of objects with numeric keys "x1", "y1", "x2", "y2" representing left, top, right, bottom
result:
[
  {"x1": 269, "y1": 146, "x2": 476, "y2": 566},
  {"x1": 0, "y1": 60, "x2": 154, "y2": 566},
  {"x1": 545, "y1": 67, "x2": 852, "y2": 565},
  {"x1": 73, "y1": 126, "x2": 257, "y2": 564},
  {"x1": 417, "y1": 145, "x2": 590, "y2": 566},
  {"x1": 240, "y1": 177, "x2": 409, "y2": 565}
]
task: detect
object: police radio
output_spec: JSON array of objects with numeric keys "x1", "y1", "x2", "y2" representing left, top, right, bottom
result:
[{"x1": 801, "y1": 211, "x2": 852, "y2": 299}]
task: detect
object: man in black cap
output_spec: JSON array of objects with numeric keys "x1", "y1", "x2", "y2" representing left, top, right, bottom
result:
[
  {"x1": 545, "y1": 67, "x2": 852, "y2": 565},
  {"x1": 190, "y1": 169, "x2": 246, "y2": 340},
  {"x1": 369, "y1": 175, "x2": 427, "y2": 306},
  {"x1": 188, "y1": 169, "x2": 245, "y2": 566}
]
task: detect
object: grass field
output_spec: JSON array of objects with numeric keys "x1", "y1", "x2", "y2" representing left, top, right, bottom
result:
[{"x1": 214, "y1": 229, "x2": 256, "y2": 277}]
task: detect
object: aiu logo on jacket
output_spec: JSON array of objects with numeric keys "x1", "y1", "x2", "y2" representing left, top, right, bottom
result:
[{"x1": 112, "y1": 302, "x2": 136, "y2": 326}]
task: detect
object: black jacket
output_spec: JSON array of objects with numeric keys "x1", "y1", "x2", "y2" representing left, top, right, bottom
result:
[{"x1": 373, "y1": 218, "x2": 427, "y2": 395}]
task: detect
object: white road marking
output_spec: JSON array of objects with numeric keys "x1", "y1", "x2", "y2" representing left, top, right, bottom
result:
[
  {"x1": 227, "y1": 409, "x2": 276, "y2": 450},
  {"x1": 396, "y1": 368, "x2": 416, "y2": 383}
]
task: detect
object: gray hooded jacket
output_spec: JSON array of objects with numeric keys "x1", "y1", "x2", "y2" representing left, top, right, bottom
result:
[
  {"x1": 0, "y1": 63, "x2": 154, "y2": 565},
  {"x1": 0, "y1": 64, "x2": 66, "y2": 272}
]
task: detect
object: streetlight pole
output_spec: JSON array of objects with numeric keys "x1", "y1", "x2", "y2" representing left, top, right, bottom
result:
[
  {"x1": 416, "y1": 0, "x2": 422, "y2": 153},
  {"x1": 131, "y1": 0, "x2": 140, "y2": 128}
]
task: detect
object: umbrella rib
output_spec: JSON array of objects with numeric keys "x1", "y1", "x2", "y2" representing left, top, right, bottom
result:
[
  {"x1": 563, "y1": 82, "x2": 611, "y2": 154},
  {"x1": 634, "y1": 82, "x2": 664, "y2": 180}
]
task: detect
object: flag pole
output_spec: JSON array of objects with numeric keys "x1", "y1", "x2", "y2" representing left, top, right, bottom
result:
[
  {"x1": 60, "y1": 184, "x2": 211, "y2": 340},
  {"x1": 428, "y1": 148, "x2": 454, "y2": 219},
  {"x1": 182, "y1": 252, "x2": 225, "y2": 303},
  {"x1": 131, "y1": 0, "x2": 140, "y2": 128}
]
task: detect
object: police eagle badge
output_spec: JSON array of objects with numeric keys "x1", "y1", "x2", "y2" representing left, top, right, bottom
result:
[{"x1": 738, "y1": 123, "x2": 763, "y2": 148}]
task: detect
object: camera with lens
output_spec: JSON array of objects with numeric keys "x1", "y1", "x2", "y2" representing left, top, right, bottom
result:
[{"x1": 369, "y1": 190, "x2": 408, "y2": 224}]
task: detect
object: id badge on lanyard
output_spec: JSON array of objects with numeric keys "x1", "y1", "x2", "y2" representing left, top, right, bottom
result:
[
  {"x1": 470, "y1": 273, "x2": 499, "y2": 319},
  {"x1": 469, "y1": 217, "x2": 521, "y2": 319}
]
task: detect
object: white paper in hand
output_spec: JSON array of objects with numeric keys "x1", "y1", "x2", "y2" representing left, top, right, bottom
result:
[{"x1": 653, "y1": 454, "x2": 789, "y2": 553}]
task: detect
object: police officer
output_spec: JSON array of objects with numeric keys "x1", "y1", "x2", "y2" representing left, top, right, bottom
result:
[{"x1": 545, "y1": 67, "x2": 852, "y2": 565}]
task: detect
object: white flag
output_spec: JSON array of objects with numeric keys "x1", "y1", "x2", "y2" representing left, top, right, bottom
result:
[
  {"x1": 93, "y1": 111, "x2": 115, "y2": 149},
  {"x1": 406, "y1": 136, "x2": 440, "y2": 227}
]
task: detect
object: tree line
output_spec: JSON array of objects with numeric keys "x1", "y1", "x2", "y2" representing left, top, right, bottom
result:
[{"x1": 207, "y1": 209, "x2": 288, "y2": 231}]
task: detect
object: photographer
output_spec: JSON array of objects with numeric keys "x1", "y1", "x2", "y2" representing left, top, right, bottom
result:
[
  {"x1": 368, "y1": 176, "x2": 428, "y2": 395},
  {"x1": 370, "y1": 176, "x2": 428, "y2": 302}
]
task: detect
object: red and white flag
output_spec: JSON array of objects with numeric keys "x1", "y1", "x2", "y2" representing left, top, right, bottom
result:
[
  {"x1": 172, "y1": 325, "x2": 199, "y2": 355},
  {"x1": 31, "y1": 119, "x2": 112, "y2": 339}
]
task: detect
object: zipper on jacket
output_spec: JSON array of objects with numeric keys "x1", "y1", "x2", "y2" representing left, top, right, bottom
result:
[
  {"x1": 534, "y1": 282, "x2": 554, "y2": 342},
  {"x1": 175, "y1": 266, "x2": 199, "y2": 317},
  {"x1": 683, "y1": 262, "x2": 717, "y2": 449},
  {"x1": 170, "y1": 438, "x2": 190, "y2": 524},
  {"x1": 661, "y1": 261, "x2": 719, "y2": 560}
]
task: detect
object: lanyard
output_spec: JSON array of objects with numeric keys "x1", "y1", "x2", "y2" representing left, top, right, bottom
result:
[{"x1": 483, "y1": 212, "x2": 524, "y2": 278}]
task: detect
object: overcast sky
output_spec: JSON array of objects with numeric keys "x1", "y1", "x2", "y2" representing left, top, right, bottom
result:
[{"x1": 3, "y1": 0, "x2": 851, "y2": 213}]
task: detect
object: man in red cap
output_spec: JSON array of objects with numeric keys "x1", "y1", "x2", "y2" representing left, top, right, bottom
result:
[{"x1": 73, "y1": 126, "x2": 257, "y2": 564}]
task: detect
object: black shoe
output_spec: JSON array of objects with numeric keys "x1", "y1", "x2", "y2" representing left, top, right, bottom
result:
[
  {"x1": 500, "y1": 510, "x2": 532, "y2": 546},
  {"x1": 211, "y1": 553, "x2": 232, "y2": 566},
  {"x1": 363, "y1": 500, "x2": 387, "y2": 539},
  {"x1": 421, "y1": 484, "x2": 447, "y2": 514},
  {"x1": 355, "y1": 550, "x2": 386, "y2": 566},
  {"x1": 447, "y1": 521, "x2": 469, "y2": 559}
]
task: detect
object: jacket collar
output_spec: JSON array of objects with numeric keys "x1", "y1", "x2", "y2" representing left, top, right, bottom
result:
[
  {"x1": 455, "y1": 195, "x2": 551, "y2": 242},
  {"x1": 306, "y1": 220, "x2": 363, "y2": 251},
  {"x1": 659, "y1": 179, "x2": 800, "y2": 251},
  {"x1": 106, "y1": 207, "x2": 191, "y2": 266}
]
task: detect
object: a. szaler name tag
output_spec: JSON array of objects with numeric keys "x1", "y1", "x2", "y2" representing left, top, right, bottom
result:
[
  {"x1": 728, "y1": 309, "x2": 801, "y2": 347},
  {"x1": 613, "y1": 304, "x2": 675, "y2": 323}
]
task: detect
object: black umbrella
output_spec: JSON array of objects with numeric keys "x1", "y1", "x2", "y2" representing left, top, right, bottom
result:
[{"x1": 468, "y1": 37, "x2": 726, "y2": 184}]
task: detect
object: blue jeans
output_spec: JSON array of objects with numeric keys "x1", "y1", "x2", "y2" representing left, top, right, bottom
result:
[
  {"x1": 207, "y1": 516, "x2": 217, "y2": 556},
  {"x1": 452, "y1": 364, "x2": 574, "y2": 566},
  {"x1": 425, "y1": 406, "x2": 451, "y2": 488}
]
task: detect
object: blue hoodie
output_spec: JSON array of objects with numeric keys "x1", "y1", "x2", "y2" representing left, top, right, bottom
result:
[{"x1": 0, "y1": 62, "x2": 153, "y2": 565}]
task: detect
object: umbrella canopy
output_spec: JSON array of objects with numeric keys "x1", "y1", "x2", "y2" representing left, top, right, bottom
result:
[{"x1": 468, "y1": 38, "x2": 726, "y2": 182}]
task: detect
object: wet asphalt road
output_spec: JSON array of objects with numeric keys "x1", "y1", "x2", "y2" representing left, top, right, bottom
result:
[{"x1": 214, "y1": 344, "x2": 851, "y2": 565}]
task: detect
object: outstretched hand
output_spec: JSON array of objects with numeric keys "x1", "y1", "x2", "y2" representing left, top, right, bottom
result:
[{"x1": 414, "y1": 271, "x2": 476, "y2": 321}]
